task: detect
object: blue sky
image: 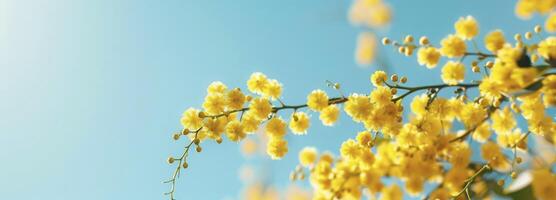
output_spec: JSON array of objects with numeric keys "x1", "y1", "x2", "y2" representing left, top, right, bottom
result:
[{"x1": 0, "y1": 0, "x2": 549, "y2": 199}]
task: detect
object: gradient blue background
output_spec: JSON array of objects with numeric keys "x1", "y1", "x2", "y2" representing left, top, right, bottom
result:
[{"x1": 0, "y1": 0, "x2": 547, "y2": 199}]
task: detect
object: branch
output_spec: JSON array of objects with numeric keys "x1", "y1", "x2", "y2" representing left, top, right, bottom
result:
[
  {"x1": 384, "y1": 81, "x2": 479, "y2": 102},
  {"x1": 452, "y1": 164, "x2": 490, "y2": 200},
  {"x1": 449, "y1": 102, "x2": 500, "y2": 143}
]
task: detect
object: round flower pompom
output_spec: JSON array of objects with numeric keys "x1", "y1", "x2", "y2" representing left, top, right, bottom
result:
[
  {"x1": 248, "y1": 97, "x2": 272, "y2": 120},
  {"x1": 417, "y1": 47, "x2": 441, "y2": 68},
  {"x1": 225, "y1": 120, "x2": 246, "y2": 142},
  {"x1": 481, "y1": 142, "x2": 510, "y2": 172},
  {"x1": 484, "y1": 30, "x2": 506, "y2": 53},
  {"x1": 370, "y1": 70, "x2": 387, "y2": 87},
  {"x1": 381, "y1": 184, "x2": 403, "y2": 200},
  {"x1": 289, "y1": 112, "x2": 310, "y2": 135},
  {"x1": 532, "y1": 168, "x2": 556, "y2": 200},
  {"x1": 538, "y1": 37, "x2": 556, "y2": 59},
  {"x1": 355, "y1": 32, "x2": 377, "y2": 65},
  {"x1": 545, "y1": 12, "x2": 556, "y2": 32},
  {"x1": 247, "y1": 72, "x2": 269, "y2": 95},
  {"x1": 267, "y1": 138, "x2": 288, "y2": 160},
  {"x1": 298, "y1": 147, "x2": 318, "y2": 167},
  {"x1": 441, "y1": 61, "x2": 465, "y2": 85},
  {"x1": 262, "y1": 79, "x2": 282, "y2": 100},
  {"x1": 226, "y1": 88, "x2": 246, "y2": 110},
  {"x1": 344, "y1": 94, "x2": 373, "y2": 122},
  {"x1": 370, "y1": 86, "x2": 392, "y2": 105},
  {"x1": 319, "y1": 105, "x2": 340, "y2": 126},
  {"x1": 265, "y1": 117, "x2": 287, "y2": 139},
  {"x1": 454, "y1": 15, "x2": 479, "y2": 40},
  {"x1": 207, "y1": 81, "x2": 228, "y2": 95},
  {"x1": 440, "y1": 34, "x2": 467, "y2": 58},
  {"x1": 180, "y1": 108, "x2": 203, "y2": 130},
  {"x1": 202, "y1": 93, "x2": 226, "y2": 115},
  {"x1": 340, "y1": 139, "x2": 361, "y2": 160},
  {"x1": 307, "y1": 89, "x2": 329, "y2": 111}
]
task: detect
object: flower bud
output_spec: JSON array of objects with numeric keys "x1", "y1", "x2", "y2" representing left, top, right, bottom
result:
[
  {"x1": 172, "y1": 133, "x2": 181, "y2": 141},
  {"x1": 382, "y1": 37, "x2": 391, "y2": 45},
  {"x1": 419, "y1": 36, "x2": 429, "y2": 45},
  {"x1": 534, "y1": 25, "x2": 541, "y2": 33},
  {"x1": 400, "y1": 76, "x2": 408, "y2": 83},
  {"x1": 167, "y1": 156, "x2": 175, "y2": 164},
  {"x1": 391, "y1": 74, "x2": 399, "y2": 82}
]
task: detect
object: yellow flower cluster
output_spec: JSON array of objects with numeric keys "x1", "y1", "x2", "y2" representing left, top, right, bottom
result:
[
  {"x1": 168, "y1": 5, "x2": 556, "y2": 200},
  {"x1": 349, "y1": 0, "x2": 392, "y2": 28},
  {"x1": 350, "y1": 0, "x2": 392, "y2": 66}
]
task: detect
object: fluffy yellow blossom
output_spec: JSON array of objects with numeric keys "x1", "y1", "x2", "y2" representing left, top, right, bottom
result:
[
  {"x1": 249, "y1": 98, "x2": 272, "y2": 120},
  {"x1": 532, "y1": 168, "x2": 556, "y2": 200},
  {"x1": 484, "y1": 30, "x2": 506, "y2": 53},
  {"x1": 492, "y1": 107, "x2": 517, "y2": 134},
  {"x1": 406, "y1": 177, "x2": 424, "y2": 196},
  {"x1": 444, "y1": 166, "x2": 470, "y2": 194},
  {"x1": 203, "y1": 93, "x2": 226, "y2": 115},
  {"x1": 241, "y1": 138, "x2": 258, "y2": 156},
  {"x1": 265, "y1": 117, "x2": 287, "y2": 139},
  {"x1": 319, "y1": 105, "x2": 340, "y2": 126},
  {"x1": 515, "y1": 0, "x2": 556, "y2": 19},
  {"x1": 449, "y1": 143, "x2": 471, "y2": 168},
  {"x1": 289, "y1": 112, "x2": 310, "y2": 135},
  {"x1": 262, "y1": 79, "x2": 282, "y2": 99},
  {"x1": 267, "y1": 138, "x2": 288, "y2": 160},
  {"x1": 428, "y1": 188, "x2": 450, "y2": 200},
  {"x1": 542, "y1": 75, "x2": 556, "y2": 106},
  {"x1": 226, "y1": 88, "x2": 246, "y2": 110},
  {"x1": 417, "y1": 47, "x2": 441, "y2": 68},
  {"x1": 241, "y1": 113, "x2": 261, "y2": 133},
  {"x1": 299, "y1": 147, "x2": 318, "y2": 167},
  {"x1": 546, "y1": 12, "x2": 556, "y2": 32},
  {"x1": 497, "y1": 128, "x2": 525, "y2": 148},
  {"x1": 538, "y1": 37, "x2": 556, "y2": 59},
  {"x1": 472, "y1": 123, "x2": 492, "y2": 143},
  {"x1": 349, "y1": 0, "x2": 391, "y2": 28},
  {"x1": 440, "y1": 35, "x2": 467, "y2": 58},
  {"x1": 344, "y1": 94, "x2": 373, "y2": 122},
  {"x1": 180, "y1": 108, "x2": 203, "y2": 130},
  {"x1": 481, "y1": 142, "x2": 510, "y2": 171},
  {"x1": 459, "y1": 102, "x2": 487, "y2": 128},
  {"x1": 203, "y1": 117, "x2": 227, "y2": 139},
  {"x1": 381, "y1": 184, "x2": 402, "y2": 200},
  {"x1": 307, "y1": 90, "x2": 329, "y2": 111},
  {"x1": 479, "y1": 77, "x2": 502, "y2": 102},
  {"x1": 340, "y1": 139, "x2": 361, "y2": 160},
  {"x1": 367, "y1": 3, "x2": 392, "y2": 27},
  {"x1": 355, "y1": 32, "x2": 377, "y2": 65},
  {"x1": 497, "y1": 45, "x2": 522, "y2": 63},
  {"x1": 441, "y1": 61, "x2": 465, "y2": 85},
  {"x1": 356, "y1": 131, "x2": 372, "y2": 147},
  {"x1": 410, "y1": 94, "x2": 428, "y2": 116},
  {"x1": 225, "y1": 120, "x2": 246, "y2": 142},
  {"x1": 370, "y1": 70, "x2": 387, "y2": 87},
  {"x1": 207, "y1": 81, "x2": 228, "y2": 94},
  {"x1": 455, "y1": 15, "x2": 479, "y2": 40},
  {"x1": 370, "y1": 86, "x2": 392, "y2": 105},
  {"x1": 247, "y1": 72, "x2": 269, "y2": 95}
]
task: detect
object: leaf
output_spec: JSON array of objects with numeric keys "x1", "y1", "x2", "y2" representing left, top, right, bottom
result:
[
  {"x1": 506, "y1": 184, "x2": 535, "y2": 200},
  {"x1": 516, "y1": 49, "x2": 532, "y2": 68},
  {"x1": 545, "y1": 58, "x2": 556, "y2": 68},
  {"x1": 524, "y1": 79, "x2": 543, "y2": 91}
]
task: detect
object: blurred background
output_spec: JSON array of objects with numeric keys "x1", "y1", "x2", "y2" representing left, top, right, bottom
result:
[{"x1": 0, "y1": 0, "x2": 548, "y2": 199}]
